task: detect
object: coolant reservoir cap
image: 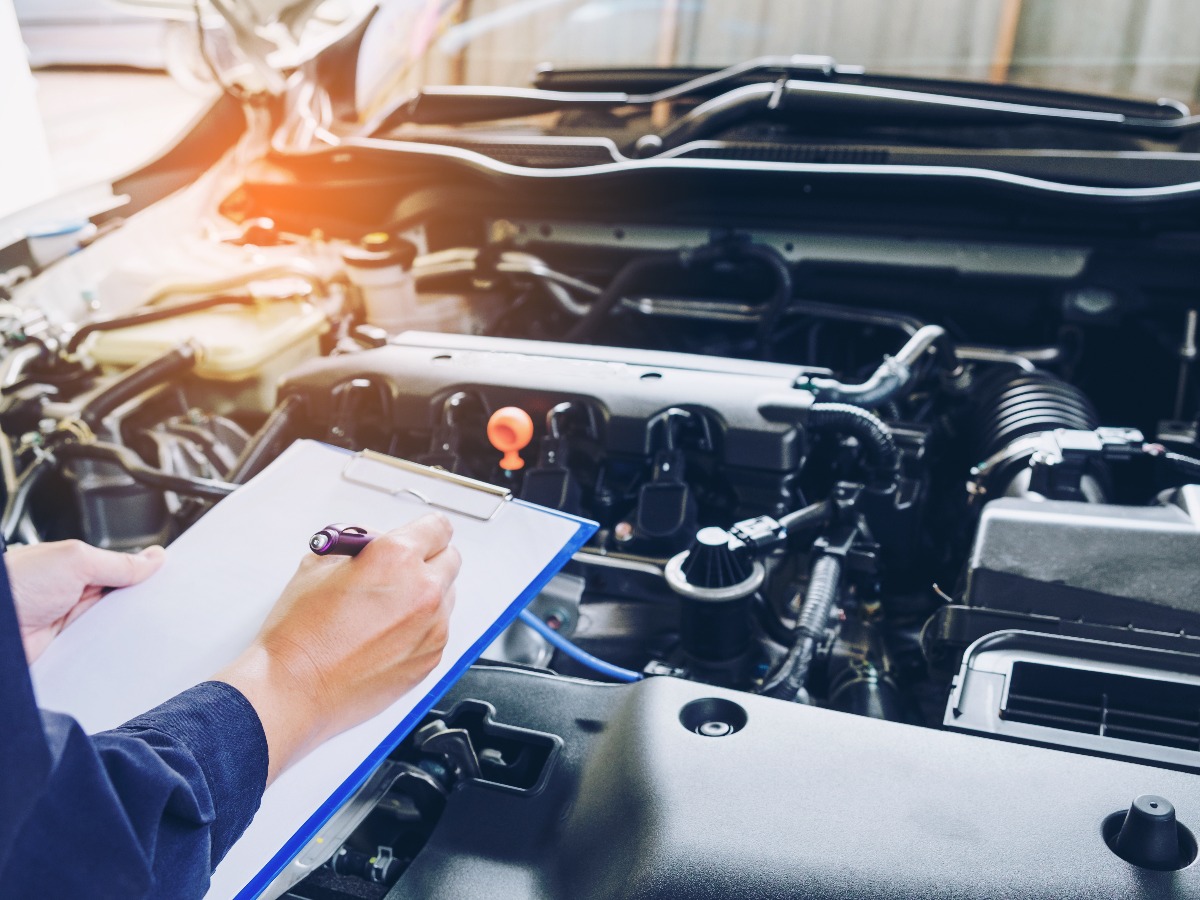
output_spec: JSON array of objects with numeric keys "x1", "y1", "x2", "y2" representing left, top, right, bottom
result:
[{"x1": 342, "y1": 232, "x2": 418, "y2": 270}]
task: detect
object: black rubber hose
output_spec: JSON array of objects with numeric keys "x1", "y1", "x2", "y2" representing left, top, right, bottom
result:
[
  {"x1": 66, "y1": 295, "x2": 256, "y2": 355},
  {"x1": 2, "y1": 368, "x2": 92, "y2": 396},
  {"x1": 563, "y1": 252, "x2": 679, "y2": 343},
  {"x1": 741, "y1": 243, "x2": 793, "y2": 359},
  {"x1": 56, "y1": 441, "x2": 237, "y2": 501},
  {"x1": 80, "y1": 343, "x2": 199, "y2": 428},
  {"x1": 1163, "y1": 451, "x2": 1200, "y2": 479},
  {"x1": 760, "y1": 553, "x2": 843, "y2": 701},
  {"x1": 779, "y1": 499, "x2": 832, "y2": 531},
  {"x1": 227, "y1": 395, "x2": 303, "y2": 484},
  {"x1": 564, "y1": 244, "x2": 792, "y2": 349},
  {"x1": 1, "y1": 458, "x2": 53, "y2": 544},
  {"x1": 753, "y1": 591, "x2": 796, "y2": 646},
  {"x1": 807, "y1": 402, "x2": 901, "y2": 490}
]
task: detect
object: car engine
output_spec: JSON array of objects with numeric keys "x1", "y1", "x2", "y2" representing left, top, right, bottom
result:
[{"x1": 7, "y1": 113, "x2": 1200, "y2": 896}]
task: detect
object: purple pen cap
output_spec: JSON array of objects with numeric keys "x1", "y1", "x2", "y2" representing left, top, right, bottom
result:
[
  {"x1": 310, "y1": 524, "x2": 360, "y2": 554},
  {"x1": 310, "y1": 524, "x2": 372, "y2": 556},
  {"x1": 309, "y1": 530, "x2": 335, "y2": 553}
]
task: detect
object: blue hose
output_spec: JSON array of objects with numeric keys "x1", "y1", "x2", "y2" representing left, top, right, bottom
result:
[{"x1": 517, "y1": 609, "x2": 643, "y2": 683}]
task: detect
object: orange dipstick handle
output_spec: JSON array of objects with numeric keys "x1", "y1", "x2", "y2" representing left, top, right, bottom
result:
[{"x1": 487, "y1": 406, "x2": 534, "y2": 470}]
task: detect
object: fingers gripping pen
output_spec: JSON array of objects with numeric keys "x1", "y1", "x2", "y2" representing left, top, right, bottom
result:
[
  {"x1": 309, "y1": 524, "x2": 378, "y2": 557},
  {"x1": 306, "y1": 522, "x2": 642, "y2": 681}
]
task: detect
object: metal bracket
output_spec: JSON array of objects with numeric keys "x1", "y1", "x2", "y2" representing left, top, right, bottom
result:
[{"x1": 413, "y1": 720, "x2": 483, "y2": 781}]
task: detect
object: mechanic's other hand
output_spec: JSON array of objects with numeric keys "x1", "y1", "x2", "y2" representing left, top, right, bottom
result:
[
  {"x1": 7, "y1": 540, "x2": 166, "y2": 664},
  {"x1": 217, "y1": 513, "x2": 460, "y2": 782}
]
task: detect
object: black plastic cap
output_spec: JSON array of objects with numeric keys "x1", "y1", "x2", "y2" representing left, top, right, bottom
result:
[
  {"x1": 1110, "y1": 795, "x2": 1185, "y2": 870},
  {"x1": 680, "y1": 527, "x2": 752, "y2": 589},
  {"x1": 636, "y1": 481, "x2": 693, "y2": 540}
]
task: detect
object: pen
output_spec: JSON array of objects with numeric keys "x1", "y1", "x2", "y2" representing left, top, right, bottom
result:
[
  {"x1": 309, "y1": 524, "x2": 378, "y2": 557},
  {"x1": 307, "y1": 522, "x2": 643, "y2": 683}
]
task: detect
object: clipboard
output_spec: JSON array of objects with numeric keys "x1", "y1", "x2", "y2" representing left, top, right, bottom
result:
[
  {"x1": 29, "y1": 440, "x2": 598, "y2": 900},
  {"x1": 340, "y1": 449, "x2": 512, "y2": 521}
]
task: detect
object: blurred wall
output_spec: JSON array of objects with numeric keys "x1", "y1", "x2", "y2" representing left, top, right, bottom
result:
[
  {"x1": 0, "y1": 0, "x2": 55, "y2": 219},
  {"x1": 437, "y1": 0, "x2": 1200, "y2": 105}
]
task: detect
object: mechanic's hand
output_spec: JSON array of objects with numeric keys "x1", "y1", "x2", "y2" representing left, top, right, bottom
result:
[
  {"x1": 7, "y1": 540, "x2": 166, "y2": 664},
  {"x1": 217, "y1": 513, "x2": 460, "y2": 783}
]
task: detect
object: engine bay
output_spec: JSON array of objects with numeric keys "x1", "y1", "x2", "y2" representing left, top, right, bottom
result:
[{"x1": 8, "y1": 119, "x2": 1200, "y2": 894}]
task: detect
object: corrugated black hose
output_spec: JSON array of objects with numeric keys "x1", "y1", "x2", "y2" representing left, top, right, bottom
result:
[
  {"x1": 760, "y1": 553, "x2": 844, "y2": 701},
  {"x1": 807, "y1": 402, "x2": 901, "y2": 490}
]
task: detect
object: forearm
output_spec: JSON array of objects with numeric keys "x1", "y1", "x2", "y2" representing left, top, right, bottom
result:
[{"x1": 215, "y1": 644, "x2": 326, "y2": 785}]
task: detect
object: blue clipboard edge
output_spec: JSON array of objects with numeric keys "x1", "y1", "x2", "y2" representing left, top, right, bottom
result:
[{"x1": 233, "y1": 497, "x2": 599, "y2": 900}]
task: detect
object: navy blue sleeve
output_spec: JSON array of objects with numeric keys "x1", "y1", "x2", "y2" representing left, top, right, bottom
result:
[{"x1": 0, "y1": 552, "x2": 270, "y2": 900}]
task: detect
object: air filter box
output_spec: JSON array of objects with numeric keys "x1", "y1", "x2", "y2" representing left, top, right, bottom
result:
[{"x1": 965, "y1": 487, "x2": 1200, "y2": 633}]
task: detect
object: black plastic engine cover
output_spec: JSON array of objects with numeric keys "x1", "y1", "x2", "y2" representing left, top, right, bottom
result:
[
  {"x1": 280, "y1": 332, "x2": 820, "y2": 472},
  {"x1": 388, "y1": 666, "x2": 1200, "y2": 899}
]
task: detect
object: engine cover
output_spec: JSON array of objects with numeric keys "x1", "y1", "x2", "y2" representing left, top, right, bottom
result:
[
  {"x1": 390, "y1": 665, "x2": 1200, "y2": 899},
  {"x1": 280, "y1": 332, "x2": 820, "y2": 472}
]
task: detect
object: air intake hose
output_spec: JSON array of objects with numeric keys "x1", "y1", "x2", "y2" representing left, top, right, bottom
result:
[
  {"x1": 974, "y1": 370, "x2": 1098, "y2": 460},
  {"x1": 971, "y1": 371, "x2": 1104, "y2": 501}
]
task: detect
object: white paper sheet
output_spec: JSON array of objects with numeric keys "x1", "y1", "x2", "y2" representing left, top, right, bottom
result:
[{"x1": 29, "y1": 440, "x2": 593, "y2": 899}]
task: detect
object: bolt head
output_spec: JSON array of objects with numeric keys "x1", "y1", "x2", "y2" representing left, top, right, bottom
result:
[{"x1": 697, "y1": 721, "x2": 734, "y2": 737}]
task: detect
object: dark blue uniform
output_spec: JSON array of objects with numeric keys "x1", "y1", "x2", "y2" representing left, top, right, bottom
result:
[{"x1": 0, "y1": 552, "x2": 269, "y2": 898}]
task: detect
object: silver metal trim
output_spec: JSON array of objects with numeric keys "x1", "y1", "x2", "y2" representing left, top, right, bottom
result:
[{"x1": 663, "y1": 552, "x2": 765, "y2": 601}]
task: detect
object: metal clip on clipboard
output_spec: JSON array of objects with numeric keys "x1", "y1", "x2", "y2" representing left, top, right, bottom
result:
[{"x1": 341, "y1": 449, "x2": 512, "y2": 521}]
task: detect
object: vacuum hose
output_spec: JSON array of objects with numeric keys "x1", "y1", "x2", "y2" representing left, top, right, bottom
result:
[{"x1": 564, "y1": 253, "x2": 679, "y2": 343}]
